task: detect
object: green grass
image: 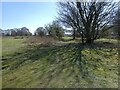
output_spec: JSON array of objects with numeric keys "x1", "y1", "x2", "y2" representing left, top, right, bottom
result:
[
  {"x1": 2, "y1": 37, "x2": 26, "y2": 56},
  {"x1": 2, "y1": 37, "x2": 119, "y2": 88},
  {"x1": 96, "y1": 38, "x2": 118, "y2": 44},
  {"x1": 62, "y1": 36, "x2": 73, "y2": 40}
]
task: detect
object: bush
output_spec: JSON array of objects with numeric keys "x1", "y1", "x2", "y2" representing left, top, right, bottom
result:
[{"x1": 45, "y1": 21, "x2": 64, "y2": 40}]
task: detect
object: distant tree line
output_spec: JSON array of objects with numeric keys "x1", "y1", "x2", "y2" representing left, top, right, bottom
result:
[
  {"x1": 34, "y1": 21, "x2": 64, "y2": 40},
  {"x1": 0, "y1": 27, "x2": 32, "y2": 36},
  {"x1": 0, "y1": 21, "x2": 64, "y2": 40}
]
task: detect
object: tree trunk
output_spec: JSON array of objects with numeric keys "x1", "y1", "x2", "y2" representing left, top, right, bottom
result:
[
  {"x1": 73, "y1": 29, "x2": 75, "y2": 40},
  {"x1": 81, "y1": 33, "x2": 84, "y2": 44},
  {"x1": 85, "y1": 38, "x2": 94, "y2": 44}
]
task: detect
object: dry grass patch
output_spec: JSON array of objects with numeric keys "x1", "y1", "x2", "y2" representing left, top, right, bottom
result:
[{"x1": 25, "y1": 36, "x2": 56, "y2": 46}]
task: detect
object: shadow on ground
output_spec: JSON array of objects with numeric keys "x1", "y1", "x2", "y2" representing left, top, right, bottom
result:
[
  {"x1": 2, "y1": 41, "x2": 118, "y2": 88},
  {"x1": 3, "y1": 41, "x2": 118, "y2": 73}
]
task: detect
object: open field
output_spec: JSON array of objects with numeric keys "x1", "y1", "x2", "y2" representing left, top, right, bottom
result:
[{"x1": 2, "y1": 36, "x2": 119, "y2": 88}]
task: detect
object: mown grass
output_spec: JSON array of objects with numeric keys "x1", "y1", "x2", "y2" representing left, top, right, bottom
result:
[{"x1": 2, "y1": 36, "x2": 119, "y2": 88}]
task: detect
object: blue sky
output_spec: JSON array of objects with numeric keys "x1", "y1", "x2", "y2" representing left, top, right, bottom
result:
[{"x1": 2, "y1": 2, "x2": 58, "y2": 34}]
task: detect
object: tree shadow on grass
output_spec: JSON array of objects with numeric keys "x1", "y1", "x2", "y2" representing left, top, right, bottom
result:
[
  {"x1": 4, "y1": 43, "x2": 93, "y2": 77},
  {"x1": 2, "y1": 41, "x2": 118, "y2": 87}
]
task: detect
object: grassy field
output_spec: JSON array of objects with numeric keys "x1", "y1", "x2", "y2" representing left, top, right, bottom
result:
[{"x1": 2, "y1": 36, "x2": 119, "y2": 88}]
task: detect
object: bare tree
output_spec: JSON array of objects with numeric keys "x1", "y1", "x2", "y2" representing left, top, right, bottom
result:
[
  {"x1": 113, "y1": 2, "x2": 120, "y2": 38},
  {"x1": 57, "y1": 0, "x2": 116, "y2": 44}
]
